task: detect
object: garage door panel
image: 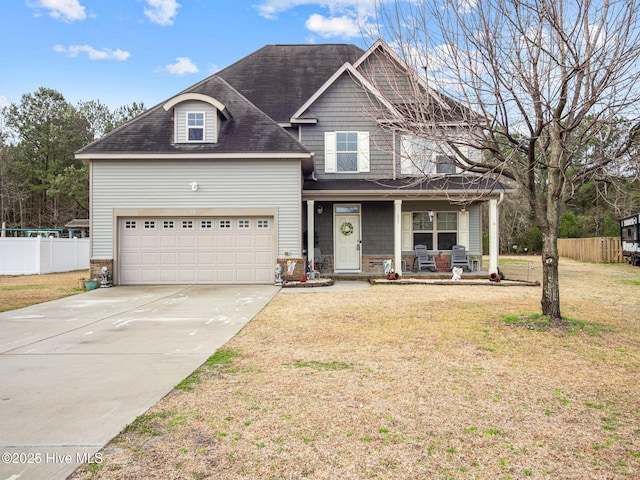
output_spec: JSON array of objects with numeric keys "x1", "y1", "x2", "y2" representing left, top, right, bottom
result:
[
  {"x1": 140, "y1": 236, "x2": 158, "y2": 248},
  {"x1": 235, "y1": 269, "x2": 254, "y2": 282},
  {"x1": 216, "y1": 252, "x2": 234, "y2": 265},
  {"x1": 254, "y1": 235, "x2": 272, "y2": 248},
  {"x1": 179, "y1": 252, "x2": 197, "y2": 265},
  {"x1": 254, "y1": 252, "x2": 273, "y2": 266},
  {"x1": 197, "y1": 235, "x2": 214, "y2": 248},
  {"x1": 197, "y1": 252, "x2": 215, "y2": 265},
  {"x1": 160, "y1": 236, "x2": 177, "y2": 248},
  {"x1": 234, "y1": 252, "x2": 253, "y2": 265},
  {"x1": 120, "y1": 251, "x2": 140, "y2": 265},
  {"x1": 216, "y1": 235, "x2": 234, "y2": 248},
  {"x1": 197, "y1": 270, "x2": 215, "y2": 282},
  {"x1": 141, "y1": 252, "x2": 159, "y2": 265},
  {"x1": 235, "y1": 235, "x2": 253, "y2": 248},
  {"x1": 178, "y1": 270, "x2": 196, "y2": 282},
  {"x1": 119, "y1": 217, "x2": 274, "y2": 285},
  {"x1": 159, "y1": 269, "x2": 177, "y2": 282},
  {"x1": 254, "y1": 268, "x2": 273, "y2": 282},
  {"x1": 143, "y1": 269, "x2": 161, "y2": 282},
  {"x1": 179, "y1": 236, "x2": 196, "y2": 248},
  {"x1": 215, "y1": 268, "x2": 234, "y2": 283},
  {"x1": 160, "y1": 252, "x2": 177, "y2": 265}
]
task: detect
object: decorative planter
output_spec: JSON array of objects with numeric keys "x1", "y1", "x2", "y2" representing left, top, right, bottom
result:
[
  {"x1": 84, "y1": 280, "x2": 98, "y2": 290},
  {"x1": 435, "y1": 255, "x2": 449, "y2": 272}
]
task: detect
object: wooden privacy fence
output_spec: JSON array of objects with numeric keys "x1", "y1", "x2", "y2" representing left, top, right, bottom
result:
[{"x1": 557, "y1": 237, "x2": 622, "y2": 263}]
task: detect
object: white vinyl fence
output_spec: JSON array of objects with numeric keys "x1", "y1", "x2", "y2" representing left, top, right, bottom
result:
[{"x1": 0, "y1": 237, "x2": 89, "y2": 275}]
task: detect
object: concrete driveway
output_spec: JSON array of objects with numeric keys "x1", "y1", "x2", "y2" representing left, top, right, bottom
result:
[{"x1": 0, "y1": 284, "x2": 278, "y2": 480}]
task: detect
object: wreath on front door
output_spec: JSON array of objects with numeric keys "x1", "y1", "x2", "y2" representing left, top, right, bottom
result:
[{"x1": 340, "y1": 221, "x2": 354, "y2": 236}]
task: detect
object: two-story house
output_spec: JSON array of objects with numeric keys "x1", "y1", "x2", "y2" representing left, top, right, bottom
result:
[{"x1": 76, "y1": 40, "x2": 509, "y2": 285}]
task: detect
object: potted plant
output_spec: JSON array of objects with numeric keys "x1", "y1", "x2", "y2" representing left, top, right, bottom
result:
[{"x1": 435, "y1": 252, "x2": 449, "y2": 272}]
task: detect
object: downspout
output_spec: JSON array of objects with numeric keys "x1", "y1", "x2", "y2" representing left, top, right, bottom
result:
[{"x1": 392, "y1": 130, "x2": 397, "y2": 180}]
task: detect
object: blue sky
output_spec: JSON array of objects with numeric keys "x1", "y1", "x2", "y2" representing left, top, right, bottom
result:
[{"x1": 0, "y1": 0, "x2": 377, "y2": 112}]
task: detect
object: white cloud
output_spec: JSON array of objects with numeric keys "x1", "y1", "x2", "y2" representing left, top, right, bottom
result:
[
  {"x1": 0, "y1": 96, "x2": 8, "y2": 109},
  {"x1": 255, "y1": 0, "x2": 375, "y2": 19},
  {"x1": 29, "y1": 0, "x2": 87, "y2": 22},
  {"x1": 53, "y1": 44, "x2": 130, "y2": 61},
  {"x1": 255, "y1": 0, "x2": 378, "y2": 19},
  {"x1": 454, "y1": 0, "x2": 478, "y2": 14},
  {"x1": 144, "y1": 0, "x2": 180, "y2": 26},
  {"x1": 161, "y1": 57, "x2": 199, "y2": 75},
  {"x1": 305, "y1": 13, "x2": 360, "y2": 38},
  {"x1": 255, "y1": 0, "x2": 378, "y2": 38}
]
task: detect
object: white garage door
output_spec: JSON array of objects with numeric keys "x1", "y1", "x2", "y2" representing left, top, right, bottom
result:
[{"x1": 119, "y1": 216, "x2": 274, "y2": 284}]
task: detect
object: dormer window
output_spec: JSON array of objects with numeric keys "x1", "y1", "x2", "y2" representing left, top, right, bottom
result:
[
  {"x1": 187, "y1": 112, "x2": 205, "y2": 142},
  {"x1": 163, "y1": 93, "x2": 232, "y2": 145}
]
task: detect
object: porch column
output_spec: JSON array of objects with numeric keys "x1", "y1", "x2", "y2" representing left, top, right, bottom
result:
[
  {"x1": 306, "y1": 200, "x2": 315, "y2": 270},
  {"x1": 394, "y1": 199, "x2": 403, "y2": 275},
  {"x1": 488, "y1": 198, "x2": 499, "y2": 274}
]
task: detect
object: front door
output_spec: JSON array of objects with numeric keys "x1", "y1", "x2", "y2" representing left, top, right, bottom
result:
[{"x1": 334, "y1": 205, "x2": 361, "y2": 272}]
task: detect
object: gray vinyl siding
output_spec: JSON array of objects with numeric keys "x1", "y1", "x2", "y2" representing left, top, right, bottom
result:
[
  {"x1": 362, "y1": 202, "x2": 394, "y2": 255},
  {"x1": 175, "y1": 101, "x2": 218, "y2": 143},
  {"x1": 91, "y1": 159, "x2": 301, "y2": 258},
  {"x1": 300, "y1": 74, "x2": 394, "y2": 179}
]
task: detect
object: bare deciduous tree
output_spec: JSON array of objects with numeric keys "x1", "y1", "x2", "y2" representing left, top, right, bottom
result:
[{"x1": 367, "y1": 0, "x2": 640, "y2": 321}]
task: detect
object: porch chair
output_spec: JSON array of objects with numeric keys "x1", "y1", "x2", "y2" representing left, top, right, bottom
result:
[
  {"x1": 313, "y1": 248, "x2": 327, "y2": 273},
  {"x1": 414, "y1": 244, "x2": 437, "y2": 272},
  {"x1": 450, "y1": 245, "x2": 472, "y2": 272}
]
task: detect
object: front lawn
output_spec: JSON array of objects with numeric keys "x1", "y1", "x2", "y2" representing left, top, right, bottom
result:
[{"x1": 72, "y1": 257, "x2": 640, "y2": 479}]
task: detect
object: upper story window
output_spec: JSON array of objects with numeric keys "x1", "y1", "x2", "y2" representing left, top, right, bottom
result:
[
  {"x1": 400, "y1": 135, "x2": 460, "y2": 175},
  {"x1": 336, "y1": 132, "x2": 358, "y2": 171},
  {"x1": 436, "y1": 155, "x2": 457, "y2": 174},
  {"x1": 187, "y1": 112, "x2": 205, "y2": 142},
  {"x1": 324, "y1": 131, "x2": 370, "y2": 173}
]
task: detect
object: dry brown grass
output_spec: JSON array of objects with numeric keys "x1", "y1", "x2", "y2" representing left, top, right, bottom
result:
[
  {"x1": 70, "y1": 257, "x2": 640, "y2": 479},
  {"x1": 0, "y1": 270, "x2": 89, "y2": 312}
]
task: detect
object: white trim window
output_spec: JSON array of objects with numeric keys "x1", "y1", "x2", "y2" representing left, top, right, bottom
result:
[
  {"x1": 400, "y1": 134, "x2": 459, "y2": 175},
  {"x1": 435, "y1": 212, "x2": 458, "y2": 250},
  {"x1": 404, "y1": 211, "x2": 459, "y2": 251},
  {"x1": 325, "y1": 131, "x2": 370, "y2": 173},
  {"x1": 187, "y1": 112, "x2": 205, "y2": 142},
  {"x1": 400, "y1": 135, "x2": 434, "y2": 175}
]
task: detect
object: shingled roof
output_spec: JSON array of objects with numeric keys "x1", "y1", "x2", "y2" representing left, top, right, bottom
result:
[
  {"x1": 217, "y1": 44, "x2": 365, "y2": 123},
  {"x1": 77, "y1": 44, "x2": 365, "y2": 160},
  {"x1": 76, "y1": 76, "x2": 310, "y2": 158}
]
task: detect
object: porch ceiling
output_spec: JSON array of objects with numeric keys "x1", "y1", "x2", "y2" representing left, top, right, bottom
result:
[{"x1": 302, "y1": 177, "x2": 513, "y2": 201}]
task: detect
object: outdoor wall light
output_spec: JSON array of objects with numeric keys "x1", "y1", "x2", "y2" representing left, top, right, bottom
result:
[
  {"x1": 190, "y1": 181, "x2": 198, "y2": 191},
  {"x1": 316, "y1": 205, "x2": 323, "y2": 215}
]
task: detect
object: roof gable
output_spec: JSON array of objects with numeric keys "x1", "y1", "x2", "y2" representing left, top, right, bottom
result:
[
  {"x1": 354, "y1": 40, "x2": 477, "y2": 125},
  {"x1": 291, "y1": 62, "x2": 401, "y2": 122}
]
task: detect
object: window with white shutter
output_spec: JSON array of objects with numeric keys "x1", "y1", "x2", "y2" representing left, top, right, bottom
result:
[{"x1": 324, "y1": 131, "x2": 370, "y2": 173}]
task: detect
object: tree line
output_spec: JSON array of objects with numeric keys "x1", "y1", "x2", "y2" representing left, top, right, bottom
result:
[{"x1": 0, "y1": 87, "x2": 145, "y2": 231}]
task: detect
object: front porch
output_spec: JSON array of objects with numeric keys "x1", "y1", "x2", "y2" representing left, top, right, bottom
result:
[{"x1": 303, "y1": 197, "x2": 502, "y2": 277}]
